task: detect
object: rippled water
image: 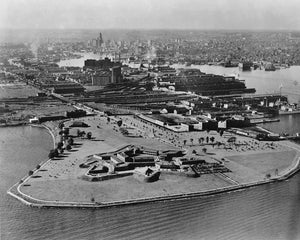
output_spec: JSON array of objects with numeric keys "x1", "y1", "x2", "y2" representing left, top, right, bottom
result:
[
  {"x1": 262, "y1": 114, "x2": 300, "y2": 136},
  {"x1": 1, "y1": 125, "x2": 300, "y2": 240}
]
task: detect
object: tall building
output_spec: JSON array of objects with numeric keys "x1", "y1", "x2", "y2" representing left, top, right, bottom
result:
[
  {"x1": 91, "y1": 70, "x2": 111, "y2": 86},
  {"x1": 111, "y1": 66, "x2": 122, "y2": 84},
  {"x1": 84, "y1": 57, "x2": 123, "y2": 86},
  {"x1": 100, "y1": 33, "x2": 103, "y2": 43},
  {"x1": 96, "y1": 32, "x2": 104, "y2": 48},
  {"x1": 84, "y1": 58, "x2": 121, "y2": 70}
]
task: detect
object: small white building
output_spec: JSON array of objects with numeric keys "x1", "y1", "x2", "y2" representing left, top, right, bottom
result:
[
  {"x1": 218, "y1": 120, "x2": 227, "y2": 129},
  {"x1": 29, "y1": 117, "x2": 39, "y2": 124}
]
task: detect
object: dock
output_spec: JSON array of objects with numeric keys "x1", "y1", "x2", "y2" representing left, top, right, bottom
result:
[{"x1": 250, "y1": 118, "x2": 280, "y2": 124}]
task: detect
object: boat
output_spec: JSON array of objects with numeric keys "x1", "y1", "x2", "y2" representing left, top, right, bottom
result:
[
  {"x1": 223, "y1": 60, "x2": 238, "y2": 68},
  {"x1": 279, "y1": 109, "x2": 300, "y2": 115},
  {"x1": 264, "y1": 63, "x2": 276, "y2": 71},
  {"x1": 238, "y1": 62, "x2": 252, "y2": 71}
]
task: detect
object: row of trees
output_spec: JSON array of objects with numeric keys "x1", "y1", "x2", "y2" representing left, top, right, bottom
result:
[
  {"x1": 49, "y1": 123, "x2": 74, "y2": 159},
  {"x1": 48, "y1": 136, "x2": 74, "y2": 159},
  {"x1": 183, "y1": 136, "x2": 216, "y2": 146},
  {"x1": 77, "y1": 129, "x2": 92, "y2": 139},
  {"x1": 48, "y1": 121, "x2": 93, "y2": 159}
]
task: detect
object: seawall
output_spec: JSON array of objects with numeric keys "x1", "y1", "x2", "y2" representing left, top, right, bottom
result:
[{"x1": 7, "y1": 155, "x2": 300, "y2": 209}]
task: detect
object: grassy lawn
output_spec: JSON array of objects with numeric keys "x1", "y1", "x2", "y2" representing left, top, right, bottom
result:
[{"x1": 226, "y1": 150, "x2": 297, "y2": 175}]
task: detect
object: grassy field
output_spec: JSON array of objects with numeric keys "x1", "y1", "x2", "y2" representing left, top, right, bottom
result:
[
  {"x1": 226, "y1": 150, "x2": 297, "y2": 175},
  {"x1": 21, "y1": 172, "x2": 233, "y2": 203}
]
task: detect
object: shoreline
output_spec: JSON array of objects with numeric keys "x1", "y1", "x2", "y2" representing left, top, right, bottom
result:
[
  {"x1": 7, "y1": 122, "x2": 300, "y2": 209},
  {"x1": 7, "y1": 158, "x2": 300, "y2": 209},
  {"x1": 29, "y1": 123, "x2": 57, "y2": 148},
  {"x1": 0, "y1": 122, "x2": 28, "y2": 128}
]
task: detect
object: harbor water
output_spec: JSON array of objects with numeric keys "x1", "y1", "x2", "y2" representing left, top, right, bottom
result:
[
  {"x1": 262, "y1": 114, "x2": 300, "y2": 136},
  {"x1": 0, "y1": 125, "x2": 300, "y2": 240}
]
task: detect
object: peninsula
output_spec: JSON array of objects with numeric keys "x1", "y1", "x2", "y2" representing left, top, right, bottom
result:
[{"x1": 7, "y1": 112, "x2": 300, "y2": 208}]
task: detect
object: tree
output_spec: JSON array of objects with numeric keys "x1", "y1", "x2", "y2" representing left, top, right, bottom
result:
[
  {"x1": 135, "y1": 147, "x2": 142, "y2": 155},
  {"x1": 117, "y1": 120, "x2": 123, "y2": 127},
  {"x1": 57, "y1": 141, "x2": 63, "y2": 149},
  {"x1": 54, "y1": 148, "x2": 59, "y2": 157},
  {"x1": 67, "y1": 137, "x2": 74, "y2": 145},
  {"x1": 81, "y1": 131, "x2": 86, "y2": 138},
  {"x1": 58, "y1": 122, "x2": 64, "y2": 129},
  {"x1": 198, "y1": 138, "x2": 202, "y2": 145},
  {"x1": 77, "y1": 129, "x2": 81, "y2": 137},
  {"x1": 220, "y1": 130, "x2": 224, "y2": 137},
  {"x1": 48, "y1": 149, "x2": 56, "y2": 159},
  {"x1": 183, "y1": 140, "x2": 187, "y2": 146},
  {"x1": 87, "y1": 132, "x2": 92, "y2": 139},
  {"x1": 107, "y1": 117, "x2": 110, "y2": 123},
  {"x1": 63, "y1": 128, "x2": 69, "y2": 136},
  {"x1": 206, "y1": 136, "x2": 209, "y2": 143},
  {"x1": 210, "y1": 137, "x2": 215, "y2": 143},
  {"x1": 66, "y1": 144, "x2": 72, "y2": 151},
  {"x1": 190, "y1": 138, "x2": 194, "y2": 146},
  {"x1": 202, "y1": 148, "x2": 207, "y2": 154}
]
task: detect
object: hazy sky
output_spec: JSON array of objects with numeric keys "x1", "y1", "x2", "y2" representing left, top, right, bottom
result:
[{"x1": 1, "y1": 0, "x2": 300, "y2": 30}]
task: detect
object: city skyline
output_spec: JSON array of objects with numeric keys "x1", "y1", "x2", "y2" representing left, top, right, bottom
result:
[{"x1": 1, "y1": 0, "x2": 300, "y2": 31}]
